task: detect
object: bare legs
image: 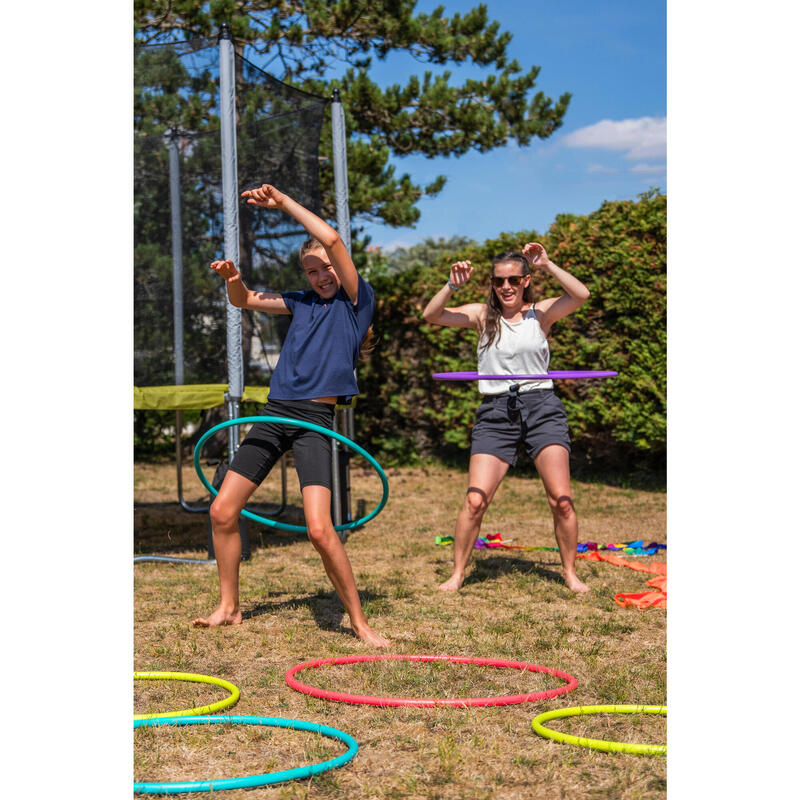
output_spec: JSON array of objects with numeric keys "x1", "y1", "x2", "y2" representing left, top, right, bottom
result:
[
  {"x1": 438, "y1": 454, "x2": 509, "y2": 591},
  {"x1": 193, "y1": 471, "x2": 259, "y2": 627},
  {"x1": 193, "y1": 473, "x2": 390, "y2": 646},
  {"x1": 533, "y1": 445, "x2": 589, "y2": 593},
  {"x1": 301, "y1": 485, "x2": 389, "y2": 647},
  {"x1": 438, "y1": 445, "x2": 588, "y2": 593}
]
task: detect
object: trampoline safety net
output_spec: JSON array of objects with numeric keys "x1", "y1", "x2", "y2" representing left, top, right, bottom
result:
[{"x1": 134, "y1": 39, "x2": 326, "y2": 388}]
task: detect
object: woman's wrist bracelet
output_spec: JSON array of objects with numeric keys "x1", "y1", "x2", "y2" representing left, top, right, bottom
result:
[{"x1": 447, "y1": 279, "x2": 459, "y2": 292}]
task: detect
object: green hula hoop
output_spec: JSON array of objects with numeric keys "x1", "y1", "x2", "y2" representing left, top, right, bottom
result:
[
  {"x1": 134, "y1": 672, "x2": 240, "y2": 720},
  {"x1": 193, "y1": 416, "x2": 389, "y2": 533},
  {"x1": 134, "y1": 714, "x2": 358, "y2": 793},
  {"x1": 531, "y1": 704, "x2": 666, "y2": 755}
]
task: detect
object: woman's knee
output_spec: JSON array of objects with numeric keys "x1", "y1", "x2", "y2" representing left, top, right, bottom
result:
[
  {"x1": 549, "y1": 494, "x2": 576, "y2": 520},
  {"x1": 463, "y1": 487, "x2": 490, "y2": 519}
]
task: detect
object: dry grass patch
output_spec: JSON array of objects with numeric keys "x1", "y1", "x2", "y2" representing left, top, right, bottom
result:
[
  {"x1": 135, "y1": 459, "x2": 666, "y2": 799},
  {"x1": 135, "y1": 723, "x2": 347, "y2": 784}
]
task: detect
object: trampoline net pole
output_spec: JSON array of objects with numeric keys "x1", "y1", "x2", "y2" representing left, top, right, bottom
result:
[
  {"x1": 219, "y1": 24, "x2": 243, "y2": 455},
  {"x1": 331, "y1": 410, "x2": 343, "y2": 532},
  {"x1": 331, "y1": 89, "x2": 353, "y2": 531},
  {"x1": 168, "y1": 128, "x2": 185, "y2": 387}
]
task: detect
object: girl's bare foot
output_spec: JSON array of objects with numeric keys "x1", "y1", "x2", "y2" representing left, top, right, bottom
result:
[
  {"x1": 438, "y1": 572, "x2": 465, "y2": 592},
  {"x1": 564, "y1": 573, "x2": 590, "y2": 593},
  {"x1": 192, "y1": 605, "x2": 242, "y2": 627},
  {"x1": 352, "y1": 622, "x2": 391, "y2": 648}
]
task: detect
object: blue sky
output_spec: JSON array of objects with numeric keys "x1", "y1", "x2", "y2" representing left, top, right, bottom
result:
[{"x1": 347, "y1": 0, "x2": 666, "y2": 250}]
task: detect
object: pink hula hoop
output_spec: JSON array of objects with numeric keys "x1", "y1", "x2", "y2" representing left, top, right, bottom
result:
[{"x1": 284, "y1": 654, "x2": 578, "y2": 707}]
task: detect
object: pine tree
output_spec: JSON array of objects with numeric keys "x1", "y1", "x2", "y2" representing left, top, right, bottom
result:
[{"x1": 134, "y1": 1, "x2": 571, "y2": 241}]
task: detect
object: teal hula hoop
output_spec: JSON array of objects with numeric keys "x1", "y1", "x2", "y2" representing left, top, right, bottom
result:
[
  {"x1": 134, "y1": 714, "x2": 358, "y2": 794},
  {"x1": 193, "y1": 416, "x2": 389, "y2": 533}
]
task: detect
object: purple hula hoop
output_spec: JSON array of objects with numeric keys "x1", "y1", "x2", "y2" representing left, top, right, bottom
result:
[{"x1": 432, "y1": 370, "x2": 618, "y2": 381}]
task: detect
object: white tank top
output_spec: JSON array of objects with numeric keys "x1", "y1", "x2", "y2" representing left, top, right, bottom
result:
[{"x1": 477, "y1": 306, "x2": 553, "y2": 395}]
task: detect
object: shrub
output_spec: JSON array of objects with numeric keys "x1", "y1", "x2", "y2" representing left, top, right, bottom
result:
[{"x1": 357, "y1": 189, "x2": 666, "y2": 480}]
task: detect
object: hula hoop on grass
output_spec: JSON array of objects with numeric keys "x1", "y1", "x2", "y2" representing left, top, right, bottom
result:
[
  {"x1": 433, "y1": 370, "x2": 618, "y2": 381},
  {"x1": 531, "y1": 704, "x2": 666, "y2": 755},
  {"x1": 134, "y1": 556, "x2": 216, "y2": 565},
  {"x1": 285, "y1": 654, "x2": 578, "y2": 707},
  {"x1": 133, "y1": 714, "x2": 358, "y2": 793},
  {"x1": 193, "y1": 416, "x2": 389, "y2": 533},
  {"x1": 134, "y1": 672, "x2": 240, "y2": 720}
]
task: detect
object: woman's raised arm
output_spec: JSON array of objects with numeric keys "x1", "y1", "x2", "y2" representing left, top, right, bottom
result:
[
  {"x1": 522, "y1": 243, "x2": 590, "y2": 334},
  {"x1": 422, "y1": 260, "x2": 484, "y2": 330}
]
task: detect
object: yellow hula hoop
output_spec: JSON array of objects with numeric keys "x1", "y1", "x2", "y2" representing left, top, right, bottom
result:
[
  {"x1": 134, "y1": 671, "x2": 240, "y2": 720},
  {"x1": 531, "y1": 704, "x2": 666, "y2": 755}
]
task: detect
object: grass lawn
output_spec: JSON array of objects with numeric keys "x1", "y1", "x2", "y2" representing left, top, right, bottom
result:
[{"x1": 134, "y1": 457, "x2": 666, "y2": 799}]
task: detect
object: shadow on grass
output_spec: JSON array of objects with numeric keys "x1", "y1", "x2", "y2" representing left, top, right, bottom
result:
[
  {"x1": 241, "y1": 588, "x2": 389, "y2": 635},
  {"x1": 463, "y1": 554, "x2": 565, "y2": 587},
  {"x1": 133, "y1": 500, "x2": 310, "y2": 554}
]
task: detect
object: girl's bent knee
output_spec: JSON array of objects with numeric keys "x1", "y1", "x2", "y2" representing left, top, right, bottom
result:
[
  {"x1": 210, "y1": 498, "x2": 241, "y2": 529},
  {"x1": 306, "y1": 522, "x2": 334, "y2": 547}
]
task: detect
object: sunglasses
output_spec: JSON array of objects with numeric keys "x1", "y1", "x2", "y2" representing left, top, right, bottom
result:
[{"x1": 490, "y1": 275, "x2": 525, "y2": 287}]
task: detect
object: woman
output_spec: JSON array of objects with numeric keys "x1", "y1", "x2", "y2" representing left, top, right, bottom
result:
[
  {"x1": 193, "y1": 183, "x2": 390, "y2": 647},
  {"x1": 422, "y1": 243, "x2": 590, "y2": 593}
]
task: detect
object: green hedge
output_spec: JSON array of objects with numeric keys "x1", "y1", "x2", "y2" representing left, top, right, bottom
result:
[{"x1": 357, "y1": 189, "x2": 666, "y2": 479}]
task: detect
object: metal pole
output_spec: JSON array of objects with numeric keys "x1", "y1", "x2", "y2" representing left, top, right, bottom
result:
[
  {"x1": 168, "y1": 128, "x2": 185, "y2": 386},
  {"x1": 169, "y1": 128, "x2": 185, "y2": 504},
  {"x1": 331, "y1": 89, "x2": 351, "y2": 252},
  {"x1": 331, "y1": 410, "x2": 343, "y2": 531},
  {"x1": 169, "y1": 128, "x2": 207, "y2": 512},
  {"x1": 219, "y1": 23, "x2": 243, "y2": 455},
  {"x1": 344, "y1": 405, "x2": 354, "y2": 523},
  {"x1": 331, "y1": 88, "x2": 354, "y2": 529}
]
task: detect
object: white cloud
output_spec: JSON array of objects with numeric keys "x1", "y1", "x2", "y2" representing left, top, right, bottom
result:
[
  {"x1": 587, "y1": 163, "x2": 620, "y2": 174},
  {"x1": 630, "y1": 162, "x2": 667, "y2": 174},
  {"x1": 375, "y1": 237, "x2": 429, "y2": 252},
  {"x1": 562, "y1": 116, "x2": 666, "y2": 160}
]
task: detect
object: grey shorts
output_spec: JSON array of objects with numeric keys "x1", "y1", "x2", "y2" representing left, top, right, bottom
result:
[
  {"x1": 470, "y1": 388, "x2": 571, "y2": 466},
  {"x1": 228, "y1": 398, "x2": 334, "y2": 490}
]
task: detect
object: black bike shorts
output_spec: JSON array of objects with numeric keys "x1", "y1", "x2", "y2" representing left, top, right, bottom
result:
[{"x1": 228, "y1": 397, "x2": 335, "y2": 490}]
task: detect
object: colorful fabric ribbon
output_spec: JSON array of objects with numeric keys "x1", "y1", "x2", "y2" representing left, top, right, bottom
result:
[
  {"x1": 433, "y1": 535, "x2": 667, "y2": 610},
  {"x1": 576, "y1": 551, "x2": 667, "y2": 609},
  {"x1": 434, "y1": 534, "x2": 558, "y2": 551},
  {"x1": 577, "y1": 540, "x2": 666, "y2": 556},
  {"x1": 434, "y1": 534, "x2": 666, "y2": 556}
]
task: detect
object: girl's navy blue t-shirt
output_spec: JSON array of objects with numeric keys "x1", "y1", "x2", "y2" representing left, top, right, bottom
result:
[{"x1": 267, "y1": 275, "x2": 374, "y2": 402}]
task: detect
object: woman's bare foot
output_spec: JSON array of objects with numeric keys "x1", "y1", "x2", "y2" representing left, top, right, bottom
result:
[
  {"x1": 438, "y1": 571, "x2": 465, "y2": 592},
  {"x1": 192, "y1": 604, "x2": 242, "y2": 627},
  {"x1": 352, "y1": 622, "x2": 391, "y2": 648},
  {"x1": 564, "y1": 572, "x2": 590, "y2": 593}
]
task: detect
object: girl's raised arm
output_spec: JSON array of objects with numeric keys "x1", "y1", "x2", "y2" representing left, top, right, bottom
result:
[
  {"x1": 210, "y1": 259, "x2": 290, "y2": 314},
  {"x1": 242, "y1": 184, "x2": 359, "y2": 303},
  {"x1": 422, "y1": 260, "x2": 484, "y2": 330}
]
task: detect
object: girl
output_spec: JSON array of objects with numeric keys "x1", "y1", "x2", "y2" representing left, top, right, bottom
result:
[
  {"x1": 422, "y1": 243, "x2": 590, "y2": 594},
  {"x1": 193, "y1": 184, "x2": 390, "y2": 647}
]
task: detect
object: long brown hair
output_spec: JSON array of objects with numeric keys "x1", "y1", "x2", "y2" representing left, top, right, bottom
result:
[
  {"x1": 299, "y1": 237, "x2": 375, "y2": 360},
  {"x1": 479, "y1": 252, "x2": 534, "y2": 351}
]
